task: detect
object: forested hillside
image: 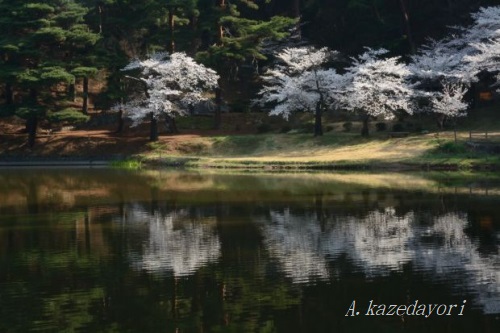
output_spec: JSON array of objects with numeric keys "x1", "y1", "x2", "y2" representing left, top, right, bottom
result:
[{"x1": 1, "y1": 0, "x2": 500, "y2": 148}]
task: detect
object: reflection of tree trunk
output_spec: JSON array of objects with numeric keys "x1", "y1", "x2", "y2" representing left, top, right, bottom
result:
[
  {"x1": 84, "y1": 210, "x2": 91, "y2": 253},
  {"x1": 150, "y1": 112, "x2": 158, "y2": 141},
  {"x1": 27, "y1": 180, "x2": 38, "y2": 214},
  {"x1": 314, "y1": 101, "x2": 323, "y2": 137},
  {"x1": 315, "y1": 194, "x2": 325, "y2": 232},
  {"x1": 150, "y1": 187, "x2": 159, "y2": 214},
  {"x1": 83, "y1": 77, "x2": 89, "y2": 114},
  {"x1": 398, "y1": 0, "x2": 416, "y2": 54},
  {"x1": 171, "y1": 278, "x2": 178, "y2": 320},
  {"x1": 214, "y1": 87, "x2": 222, "y2": 130}
]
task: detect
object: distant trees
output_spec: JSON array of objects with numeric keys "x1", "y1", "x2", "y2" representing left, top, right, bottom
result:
[{"x1": 118, "y1": 52, "x2": 219, "y2": 141}]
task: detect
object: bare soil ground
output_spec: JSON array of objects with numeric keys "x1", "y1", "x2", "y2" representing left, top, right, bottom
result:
[{"x1": 0, "y1": 113, "x2": 260, "y2": 158}]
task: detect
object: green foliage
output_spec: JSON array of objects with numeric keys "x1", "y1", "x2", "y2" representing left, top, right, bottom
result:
[
  {"x1": 14, "y1": 105, "x2": 46, "y2": 120},
  {"x1": 46, "y1": 108, "x2": 90, "y2": 123},
  {"x1": 40, "y1": 66, "x2": 75, "y2": 84},
  {"x1": 71, "y1": 66, "x2": 98, "y2": 78},
  {"x1": 110, "y1": 159, "x2": 142, "y2": 169}
]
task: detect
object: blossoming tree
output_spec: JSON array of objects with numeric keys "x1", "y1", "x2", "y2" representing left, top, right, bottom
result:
[
  {"x1": 256, "y1": 46, "x2": 346, "y2": 136},
  {"x1": 341, "y1": 48, "x2": 414, "y2": 136},
  {"x1": 118, "y1": 52, "x2": 219, "y2": 141}
]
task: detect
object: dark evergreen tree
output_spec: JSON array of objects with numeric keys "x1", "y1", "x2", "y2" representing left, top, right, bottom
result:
[{"x1": 0, "y1": 0, "x2": 99, "y2": 146}]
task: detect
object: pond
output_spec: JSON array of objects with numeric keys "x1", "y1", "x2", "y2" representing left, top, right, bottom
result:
[{"x1": 0, "y1": 169, "x2": 499, "y2": 332}]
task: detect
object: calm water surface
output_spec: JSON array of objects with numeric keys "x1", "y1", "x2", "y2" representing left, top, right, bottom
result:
[{"x1": 0, "y1": 169, "x2": 499, "y2": 332}]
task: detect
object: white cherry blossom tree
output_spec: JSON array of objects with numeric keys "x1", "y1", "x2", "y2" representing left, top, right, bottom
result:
[
  {"x1": 431, "y1": 83, "x2": 468, "y2": 141},
  {"x1": 256, "y1": 46, "x2": 346, "y2": 136},
  {"x1": 118, "y1": 52, "x2": 219, "y2": 141},
  {"x1": 340, "y1": 48, "x2": 414, "y2": 136}
]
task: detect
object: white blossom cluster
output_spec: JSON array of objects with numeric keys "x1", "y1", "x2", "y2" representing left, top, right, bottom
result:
[
  {"x1": 118, "y1": 52, "x2": 219, "y2": 126},
  {"x1": 256, "y1": 6, "x2": 500, "y2": 124}
]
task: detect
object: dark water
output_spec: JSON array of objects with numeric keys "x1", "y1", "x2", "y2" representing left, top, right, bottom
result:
[{"x1": 0, "y1": 169, "x2": 499, "y2": 332}]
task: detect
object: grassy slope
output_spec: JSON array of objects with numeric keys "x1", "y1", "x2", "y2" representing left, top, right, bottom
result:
[
  {"x1": 140, "y1": 130, "x2": 500, "y2": 170},
  {"x1": 142, "y1": 105, "x2": 500, "y2": 170}
]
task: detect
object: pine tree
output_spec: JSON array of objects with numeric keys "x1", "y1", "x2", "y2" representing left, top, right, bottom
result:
[{"x1": 0, "y1": 0, "x2": 100, "y2": 146}]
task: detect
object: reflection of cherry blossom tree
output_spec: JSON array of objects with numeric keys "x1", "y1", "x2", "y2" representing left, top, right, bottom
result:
[
  {"x1": 261, "y1": 209, "x2": 330, "y2": 283},
  {"x1": 258, "y1": 208, "x2": 500, "y2": 314},
  {"x1": 123, "y1": 207, "x2": 221, "y2": 277}
]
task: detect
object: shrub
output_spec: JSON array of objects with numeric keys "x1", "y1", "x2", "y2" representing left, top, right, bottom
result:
[
  {"x1": 375, "y1": 122, "x2": 387, "y2": 132},
  {"x1": 47, "y1": 108, "x2": 90, "y2": 123},
  {"x1": 343, "y1": 122, "x2": 353, "y2": 132},
  {"x1": 325, "y1": 125, "x2": 334, "y2": 132}
]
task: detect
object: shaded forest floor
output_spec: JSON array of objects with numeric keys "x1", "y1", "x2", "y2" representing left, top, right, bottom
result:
[{"x1": 1, "y1": 109, "x2": 500, "y2": 171}]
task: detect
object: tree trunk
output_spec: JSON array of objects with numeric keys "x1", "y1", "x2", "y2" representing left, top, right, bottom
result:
[
  {"x1": 314, "y1": 101, "x2": 323, "y2": 136},
  {"x1": 437, "y1": 114, "x2": 445, "y2": 129},
  {"x1": 214, "y1": 87, "x2": 222, "y2": 130},
  {"x1": 5, "y1": 82, "x2": 13, "y2": 105},
  {"x1": 292, "y1": 0, "x2": 301, "y2": 39},
  {"x1": 68, "y1": 83, "x2": 76, "y2": 102},
  {"x1": 27, "y1": 114, "x2": 38, "y2": 148},
  {"x1": 116, "y1": 108, "x2": 124, "y2": 133},
  {"x1": 165, "y1": 115, "x2": 179, "y2": 134},
  {"x1": 83, "y1": 77, "x2": 89, "y2": 114},
  {"x1": 150, "y1": 112, "x2": 158, "y2": 141},
  {"x1": 398, "y1": 0, "x2": 416, "y2": 54},
  {"x1": 168, "y1": 10, "x2": 175, "y2": 53},
  {"x1": 361, "y1": 115, "x2": 370, "y2": 137},
  {"x1": 97, "y1": 3, "x2": 104, "y2": 34},
  {"x1": 218, "y1": 0, "x2": 226, "y2": 44},
  {"x1": 29, "y1": 87, "x2": 37, "y2": 103}
]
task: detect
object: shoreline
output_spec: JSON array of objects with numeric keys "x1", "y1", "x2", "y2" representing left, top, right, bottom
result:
[{"x1": 1, "y1": 156, "x2": 499, "y2": 171}]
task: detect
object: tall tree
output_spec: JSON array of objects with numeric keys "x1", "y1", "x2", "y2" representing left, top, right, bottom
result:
[
  {"x1": 256, "y1": 46, "x2": 346, "y2": 136},
  {"x1": 118, "y1": 52, "x2": 219, "y2": 141},
  {"x1": 0, "y1": 0, "x2": 99, "y2": 146},
  {"x1": 341, "y1": 48, "x2": 414, "y2": 136}
]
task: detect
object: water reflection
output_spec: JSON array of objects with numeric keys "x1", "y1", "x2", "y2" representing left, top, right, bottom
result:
[
  {"x1": 1, "y1": 169, "x2": 499, "y2": 332},
  {"x1": 259, "y1": 208, "x2": 500, "y2": 313},
  {"x1": 121, "y1": 205, "x2": 221, "y2": 277}
]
